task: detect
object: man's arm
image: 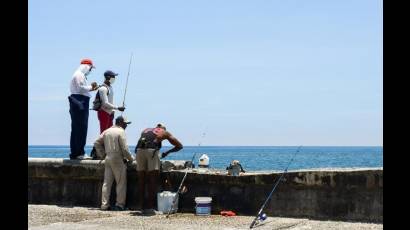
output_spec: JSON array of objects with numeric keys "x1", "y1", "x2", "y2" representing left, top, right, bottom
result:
[
  {"x1": 94, "y1": 134, "x2": 106, "y2": 159},
  {"x1": 99, "y1": 87, "x2": 118, "y2": 110},
  {"x1": 161, "y1": 132, "x2": 183, "y2": 158},
  {"x1": 74, "y1": 74, "x2": 93, "y2": 93},
  {"x1": 238, "y1": 163, "x2": 246, "y2": 173},
  {"x1": 119, "y1": 131, "x2": 134, "y2": 162}
]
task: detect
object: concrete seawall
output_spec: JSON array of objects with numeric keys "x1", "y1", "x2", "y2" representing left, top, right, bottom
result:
[{"x1": 28, "y1": 158, "x2": 383, "y2": 222}]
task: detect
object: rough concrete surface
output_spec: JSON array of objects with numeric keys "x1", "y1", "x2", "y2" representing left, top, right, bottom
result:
[
  {"x1": 28, "y1": 205, "x2": 382, "y2": 230},
  {"x1": 29, "y1": 158, "x2": 383, "y2": 222}
]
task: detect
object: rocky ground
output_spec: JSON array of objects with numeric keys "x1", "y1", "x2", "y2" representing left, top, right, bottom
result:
[{"x1": 28, "y1": 204, "x2": 382, "y2": 230}]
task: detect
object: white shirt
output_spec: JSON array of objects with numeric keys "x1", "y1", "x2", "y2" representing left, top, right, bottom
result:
[
  {"x1": 70, "y1": 64, "x2": 93, "y2": 97},
  {"x1": 98, "y1": 83, "x2": 117, "y2": 114}
]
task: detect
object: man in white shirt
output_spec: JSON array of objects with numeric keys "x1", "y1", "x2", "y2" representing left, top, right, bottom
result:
[
  {"x1": 96, "y1": 70, "x2": 125, "y2": 134},
  {"x1": 68, "y1": 58, "x2": 98, "y2": 160}
]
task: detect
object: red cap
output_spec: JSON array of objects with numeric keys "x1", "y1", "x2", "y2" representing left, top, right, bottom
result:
[{"x1": 80, "y1": 58, "x2": 95, "y2": 68}]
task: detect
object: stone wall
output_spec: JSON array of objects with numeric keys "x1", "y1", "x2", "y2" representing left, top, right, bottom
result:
[{"x1": 28, "y1": 158, "x2": 383, "y2": 222}]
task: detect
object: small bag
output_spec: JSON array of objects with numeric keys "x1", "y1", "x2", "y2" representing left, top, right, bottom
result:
[
  {"x1": 92, "y1": 86, "x2": 109, "y2": 111},
  {"x1": 90, "y1": 147, "x2": 99, "y2": 160}
]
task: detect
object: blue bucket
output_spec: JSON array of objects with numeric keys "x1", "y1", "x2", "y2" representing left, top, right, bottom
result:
[{"x1": 195, "y1": 197, "x2": 212, "y2": 215}]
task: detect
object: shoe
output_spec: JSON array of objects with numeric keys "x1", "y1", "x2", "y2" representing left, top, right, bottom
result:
[
  {"x1": 142, "y1": 209, "x2": 157, "y2": 215},
  {"x1": 76, "y1": 155, "x2": 92, "y2": 160},
  {"x1": 101, "y1": 206, "x2": 111, "y2": 211},
  {"x1": 112, "y1": 206, "x2": 127, "y2": 211},
  {"x1": 69, "y1": 153, "x2": 80, "y2": 160}
]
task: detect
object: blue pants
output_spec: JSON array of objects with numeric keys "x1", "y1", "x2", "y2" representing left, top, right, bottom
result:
[{"x1": 68, "y1": 94, "x2": 90, "y2": 159}]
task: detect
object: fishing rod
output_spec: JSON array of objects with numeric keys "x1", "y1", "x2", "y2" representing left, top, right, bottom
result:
[
  {"x1": 165, "y1": 152, "x2": 197, "y2": 218},
  {"x1": 121, "y1": 52, "x2": 133, "y2": 115},
  {"x1": 166, "y1": 132, "x2": 206, "y2": 218},
  {"x1": 249, "y1": 145, "x2": 302, "y2": 229}
]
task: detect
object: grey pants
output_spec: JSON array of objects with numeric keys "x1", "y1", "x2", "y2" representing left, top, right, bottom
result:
[
  {"x1": 136, "y1": 148, "x2": 160, "y2": 171},
  {"x1": 101, "y1": 158, "x2": 127, "y2": 209}
]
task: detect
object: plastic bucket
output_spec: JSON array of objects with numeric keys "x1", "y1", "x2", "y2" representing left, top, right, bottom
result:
[
  {"x1": 157, "y1": 191, "x2": 178, "y2": 214},
  {"x1": 198, "y1": 154, "x2": 209, "y2": 168},
  {"x1": 195, "y1": 197, "x2": 212, "y2": 215}
]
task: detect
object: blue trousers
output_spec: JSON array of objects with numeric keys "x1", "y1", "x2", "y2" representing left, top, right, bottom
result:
[{"x1": 68, "y1": 94, "x2": 90, "y2": 159}]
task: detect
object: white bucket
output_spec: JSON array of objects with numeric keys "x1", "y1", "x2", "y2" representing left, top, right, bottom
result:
[
  {"x1": 195, "y1": 197, "x2": 212, "y2": 216},
  {"x1": 157, "y1": 191, "x2": 178, "y2": 214},
  {"x1": 199, "y1": 154, "x2": 209, "y2": 168}
]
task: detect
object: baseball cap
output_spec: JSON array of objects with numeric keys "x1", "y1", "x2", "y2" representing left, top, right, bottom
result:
[
  {"x1": 80, "y1": 58, "x2": 95, "y2": 69},
  {"x1": 157, "y1": 123, "x2": 166, "y2": 130},
  {"x1": 116, "y1": 116, "x2": 131, "y2": 124},
  {"x1": 104, "y1": 70, "x2": 118, "y2": 77}
]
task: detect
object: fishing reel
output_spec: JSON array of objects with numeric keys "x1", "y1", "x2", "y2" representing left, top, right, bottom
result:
[{"x1": 257, "y1": 213, "x2": 267, "y2": 224}]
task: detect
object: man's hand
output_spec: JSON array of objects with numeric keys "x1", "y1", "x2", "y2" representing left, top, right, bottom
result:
[
  {"x1": 91, "y1": 82, "x2": 98, "y2": 91},
  {"x1": 161, "y1": 152, "x2": 169, "y2": 159},
  {"x1": 123, "y1": 159, "x2": 133, "y2": 165},
  {"x1": 117, "y1": 106, "x2": 125, "y2": 112}
]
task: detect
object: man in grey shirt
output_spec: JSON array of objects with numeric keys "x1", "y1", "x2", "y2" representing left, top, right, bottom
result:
[
  {"x1": 96, "y1": 70, "x2": 125, "y2": 134},
  {"x1": 94, "y1": 116, "x2": 134, "y2": 211}
]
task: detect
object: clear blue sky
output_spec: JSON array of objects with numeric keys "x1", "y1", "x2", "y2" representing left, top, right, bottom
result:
[{"x1": 28, "y1": 0, "x2": 383, "y2": 146}]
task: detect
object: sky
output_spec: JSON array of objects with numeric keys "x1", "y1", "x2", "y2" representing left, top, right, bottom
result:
[{"x1": 28, "y1": 0, "x2": 383, "y2": 146}]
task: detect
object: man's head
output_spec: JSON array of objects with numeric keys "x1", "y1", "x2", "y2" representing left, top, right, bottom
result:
[
  {"x1": 156, "y1": 123, "x2": 166, "y2": 130},
  {"x1": 104, "y1": 70, "x2": 118, "y2": 85},
  {"x1": 115, "y1": 116, "x2": 131, "y2": 129},
  {"x1": 80, "y1": 58, "x2": 95, "y2": 75}
]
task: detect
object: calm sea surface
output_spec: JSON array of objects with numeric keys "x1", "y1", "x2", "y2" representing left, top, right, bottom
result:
[{"x1": 28, "y1": 146, "x2": 383, "y2": 171}]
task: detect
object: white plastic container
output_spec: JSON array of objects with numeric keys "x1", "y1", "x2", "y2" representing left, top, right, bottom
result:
[
  {"x1": 157, "y1": 191, "x2": 178, "y2": 214},
  {"x1": 195, "y1": 197, "x2": 212, "y2": 215},
  {"x1": 198, "y1": 154, "x2": 209, "y2": 168}
]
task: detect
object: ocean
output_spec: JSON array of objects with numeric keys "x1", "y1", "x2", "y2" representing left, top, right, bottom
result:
[{"x1": 28, "y1": 146, "x2": 383, "y2": 171}]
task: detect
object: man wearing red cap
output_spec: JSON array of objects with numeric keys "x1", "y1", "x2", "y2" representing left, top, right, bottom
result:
[{"x1": 68, "y1": 58, "x2": 98, "y2": 160}]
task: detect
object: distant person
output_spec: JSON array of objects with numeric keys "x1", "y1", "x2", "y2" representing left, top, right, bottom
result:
[
  {"x1": 135, "y1": 123, "x2": 183, "y2": 215},
  {"x1": 226, "y1": 160, "x2": 246, "y2": 176},
  {"x1": 94, "y1": 116, "x2": 134, "y2": 211},
  {"x1": 68, "y1": 58, "x2": 98, "y2": 160},
  {"x1": 93, "y1": 70, "x2": 126, "y2": 134}
]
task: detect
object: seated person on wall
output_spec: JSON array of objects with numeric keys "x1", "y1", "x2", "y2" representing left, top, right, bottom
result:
[{"x1": 226, "y1": 160, "x2": 246, "y2": 176}]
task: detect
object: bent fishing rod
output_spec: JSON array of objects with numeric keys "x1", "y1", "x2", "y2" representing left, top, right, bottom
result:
[
  {"x1": 121, "y1": 52, "x2": 133, "y2": 115},
  {"x1": 166, "y1": 132, "x2": 207, "y2": 218},
  {"x1": 249, "y1": 145, "x2": 302, "y2": 229}
]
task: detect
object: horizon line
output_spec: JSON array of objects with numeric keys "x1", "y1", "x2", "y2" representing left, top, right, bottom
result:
[{"x1": 28, "y1": 145, "x2": 383, "y2": 147}]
